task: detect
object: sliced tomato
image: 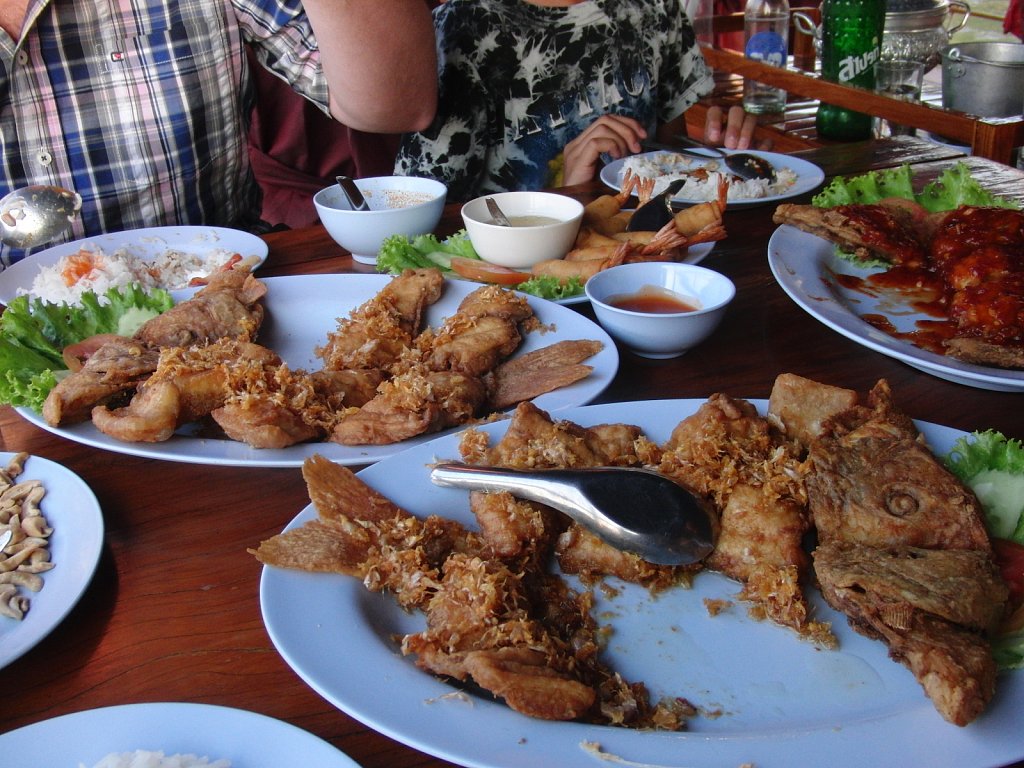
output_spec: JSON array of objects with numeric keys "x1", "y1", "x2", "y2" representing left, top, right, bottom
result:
[
  {"x1": 993, "y1": 537, "x2": 1024, "y2": 610},
  {"x1": 449, "y1": 256, "x2": 527, "y2": 286}
]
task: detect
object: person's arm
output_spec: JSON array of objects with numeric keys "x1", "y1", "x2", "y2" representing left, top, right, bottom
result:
[{"x1": 301, "y1": 0, "x2": 438, "y2": 133}]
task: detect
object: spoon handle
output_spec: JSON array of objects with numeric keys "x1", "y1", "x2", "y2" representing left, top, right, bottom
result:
[
  {"x1": 430, "y1": 463, "x2": 583, "y2": 509},
  {"x1": 485, "y1": 197, "x2": 512, "y2": 227},
  {"x1": 335, "y1": 175, "x2": 369, "y2": 211}
]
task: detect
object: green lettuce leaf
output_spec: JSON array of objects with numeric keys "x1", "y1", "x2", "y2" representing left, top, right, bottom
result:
[
  {"x1": 945, "y1": 430, "x2": 1024, "y2": 543},
  {"x1": 812, "y1": 161, "x2": 1020, "y2": 212},
  {"x1": 515, "y1": 275, "x2": 584, "y2": 301},
  {"x1": 376, "y1": 230, "x2": 482, "y2": 275},
  {"x1": 0, "y1": 284, "x2": 173, "y2": 411}
]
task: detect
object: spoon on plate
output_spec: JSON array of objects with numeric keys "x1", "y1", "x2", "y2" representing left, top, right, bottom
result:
[
  {"x1": 0, "y1": 184, "x2": 82, "y2": 248},
  {"x1": 669, "y1": 137, "x2": 777, "y2": 183},
  {"x1": 335, "y1": 175, "x2": 369, "y2": 211},
  {"x1": 430, "y1": 462, "x2": 716, "y2": 566}
]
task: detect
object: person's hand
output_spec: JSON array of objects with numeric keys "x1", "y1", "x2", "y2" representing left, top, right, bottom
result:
[
  {"x1": 561, "y1": 115, "x2": 647, "y2": 186},
  {"x1": 702, "y1": 105, "x2": 771, "y2": 150}
]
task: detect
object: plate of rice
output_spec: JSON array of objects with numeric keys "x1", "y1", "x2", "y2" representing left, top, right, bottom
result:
[
  {"x1": 0, "y1": 702, "x2": 361, "y2": 768},
  {"x1": 0, "y1": 226, "x2": 269, "y2": 306},
  {"x1": 600, "y1": 150, "x2": 825, "y2": 208}
]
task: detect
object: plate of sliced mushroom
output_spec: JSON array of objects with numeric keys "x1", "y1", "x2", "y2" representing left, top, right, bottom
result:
[{"x1": 0, "y1": 452, "x2": 103, "y2": 670}]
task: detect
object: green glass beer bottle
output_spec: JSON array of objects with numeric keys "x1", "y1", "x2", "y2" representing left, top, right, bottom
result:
[{"x1": 815, "y1": 0, "x2": 885, "y2": 141}]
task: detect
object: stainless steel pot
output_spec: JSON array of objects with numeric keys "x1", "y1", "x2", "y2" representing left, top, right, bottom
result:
[
  {"x1": 941, "y1": 42, "x2": 1024, "y2": 117},
  {"x1": 883, "y1": 0, "x2": 970, "y2": 70},
  {"x1": 793, "y1": 0, "x2": 970, "y2": 72}
]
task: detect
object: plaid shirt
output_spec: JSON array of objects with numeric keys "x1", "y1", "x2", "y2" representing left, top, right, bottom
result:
[{"x1": 0, "y1": 0, "x2": 330, "y2": 267}]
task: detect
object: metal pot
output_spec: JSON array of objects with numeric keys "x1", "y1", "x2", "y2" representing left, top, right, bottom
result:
[
  {"x1": 883, "y1": 0, "x2": 970, "y2": 71},
  {"x1": 941, "y1": 42, "x2": 1024, "y2": 117},
  {"x1": 793, "y1": 0, "x2": 970, "y2": 72}
]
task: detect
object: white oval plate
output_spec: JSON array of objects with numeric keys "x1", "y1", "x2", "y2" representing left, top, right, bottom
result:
[
  {"x1": 0, "y1": 452, "x2": 103, "y2": 670},
  {"x1": 16, "y1": 274, "x2": 618, "y2": 467},
  {"x1": 0, "y1": 225, "x2": 269, "y2": 305},
  {"x1": 769, "y1": 224, "x2": 1024, "y2": 391},
  {"x1": 260, "y1": 399, "x2": 1023, "y2": 768},
  {"x1": 0, "y1": 702, "x2": 361, "y2": 768},
  {"x1": 600, "y1": 150, "x2": 825, "y2": 208}
]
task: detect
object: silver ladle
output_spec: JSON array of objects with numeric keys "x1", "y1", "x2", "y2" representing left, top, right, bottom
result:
[
  {"x1": 0, "y1": 185, "x2": 82, "y2": 248},
  {"x1": 430, "y1": 462, "x2": 716, "y2": 565},
  {"x1": 335, "y1": 175, "x2": 369, "y2": 211}
]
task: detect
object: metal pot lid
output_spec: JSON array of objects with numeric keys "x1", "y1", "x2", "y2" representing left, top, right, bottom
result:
[{"x1": 885, "y1": 0, "x2": 951, "y2": 30}]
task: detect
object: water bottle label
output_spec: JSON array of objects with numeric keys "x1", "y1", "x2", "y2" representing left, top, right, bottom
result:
[{"x1": 745, "y1": 31, "x2": 787, "y2": 67}]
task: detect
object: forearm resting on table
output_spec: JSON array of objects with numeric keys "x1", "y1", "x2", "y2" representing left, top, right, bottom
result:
[{"x1": 302, "y1": 0, "x2": 438, "y2": 132}]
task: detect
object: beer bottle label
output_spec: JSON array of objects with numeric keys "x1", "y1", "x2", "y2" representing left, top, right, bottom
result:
[{"x1": 745, "y1": 31, "x2": 787, "y2": 68}]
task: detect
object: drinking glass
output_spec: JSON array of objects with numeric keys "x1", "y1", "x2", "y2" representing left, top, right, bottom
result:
[{"x1": 874, "y1": 58, "x2": 925, "y2": 137}]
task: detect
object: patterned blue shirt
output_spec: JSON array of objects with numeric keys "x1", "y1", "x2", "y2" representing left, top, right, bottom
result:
[
  {"x1": 395, "y1": 0, "x2": 713, "y2": 202},
  {"x1": 0, "y1": 0, "x2": 329, "y2": 267}
]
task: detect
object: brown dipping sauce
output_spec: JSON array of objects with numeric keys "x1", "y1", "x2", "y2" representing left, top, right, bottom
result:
[{"x1": 607, "y1": 285, "x2": 700, "y2": 313}]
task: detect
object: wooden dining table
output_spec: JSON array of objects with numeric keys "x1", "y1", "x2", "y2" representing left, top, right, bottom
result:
[{"x1": 2, "y1": 134, "x2": 1023, "y2": 767}]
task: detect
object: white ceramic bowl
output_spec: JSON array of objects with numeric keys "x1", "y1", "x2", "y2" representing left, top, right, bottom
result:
[
  {"x1": 313, "y1": 176, "x2": 447, "y2": 265},
  {"x1": 585, "y1": 262, "x2": 735, "y2": 359},
  {"x1": 461, "y1": 191, "x2": 584, "y2": 269}
]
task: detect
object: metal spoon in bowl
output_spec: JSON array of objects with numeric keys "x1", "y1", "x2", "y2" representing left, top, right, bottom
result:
[
  {"x1": 335, "y1": 175, "x2": 369, "y2": 211},
  {"x1": 430, "y1": 462, "x2": 716, "y2": 565},
  {"x1": 485, "y1": 197, "x2": 512, "y2": 227},
  {"x1": 0, "y1": 184, "x2": 82, "y2": 248}
]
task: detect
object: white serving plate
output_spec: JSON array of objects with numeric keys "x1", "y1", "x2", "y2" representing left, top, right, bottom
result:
[
  {"x1": 260, "y1": 399, "x2": 1022, "y2": 768},
  {"x1": 0, "y1": 225, "x2": 269, "y2": 305},
  {"x1": 0, "y1": 452, "x2": 103, "y2": 670},
  {"x1": 769, "y1": 224, "x2": 1024, "y2": 391},
  {"x1": 0, "y1": 702, "x2": 361, "y2": 767},
  {"x1": 600, "y1": 150, "x2": 825, "y2": 208},
  {"x1": 16, "y1": 274, "x2": 618, "y2": 467}
]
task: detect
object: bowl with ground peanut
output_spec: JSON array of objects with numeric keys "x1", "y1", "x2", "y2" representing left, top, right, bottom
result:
[{"x1": 314, "y1": 176, "x2": 447, "y2": 265}]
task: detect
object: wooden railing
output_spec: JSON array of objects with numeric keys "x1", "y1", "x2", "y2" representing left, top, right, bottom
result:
[{"x1": 693, "y1": 15, "x2": 1024, "y2": 164}]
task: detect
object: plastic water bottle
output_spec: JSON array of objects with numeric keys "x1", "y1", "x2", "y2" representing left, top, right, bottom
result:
[
  {"x1": 742, "y1": 0, "x2": 791, "y2": 114},
  {"x1": 815, "y1": 0, "x2": 885, "y2": 140}
]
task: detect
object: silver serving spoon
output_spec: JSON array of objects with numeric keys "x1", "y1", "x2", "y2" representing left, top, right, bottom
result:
[
  {"x1": 335, "y1": 175, "x2": 369, "y2": 211},
  {"x1": 430, "y1": 462, "x2": 716, "y2": 565},
  {"x1": 485, "y1": 197, "x2": 512, "y2": 227},
  {"x1": 0, "y1": 184, "x2": 82, "y2": 248},
  {"x1": 670, "y1": 137, "x2": 777, "y2": 183}
]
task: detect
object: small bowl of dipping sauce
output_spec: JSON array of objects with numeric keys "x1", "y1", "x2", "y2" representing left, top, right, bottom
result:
[
  {"x1": 461, "y1": 191, "x2": 584, "y2": 269},
  {"x1": 585, "y1": 262, "x2": 735, "y2": 359}
]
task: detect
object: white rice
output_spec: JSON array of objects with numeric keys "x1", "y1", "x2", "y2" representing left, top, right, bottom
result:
[
  {"x1": 24, "y1": 245, "x2": 239, "y2": 306},
  {"x1": 81, "y1": 751, "x2": 230, "y2": 768},
  {"x1": 620, "y1": 151, "x2": 798, "y2": 202}
]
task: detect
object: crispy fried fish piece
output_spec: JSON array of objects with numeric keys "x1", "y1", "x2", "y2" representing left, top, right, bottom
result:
[
  {"x1": 773, "y1": 202, "x2": 928, "y2": 268},
  {"x1": 252, "y1": 455, "x2": 683, "y2": 727},
  {"x1": 330, "y1": 368, "x2": 486, "y2": 445},
  {"x1": 42, "y1": 336, "x2": 160, "y2": 426},
  {"x1": 460, "y1": 401, "x2": 642, "y2": 469},
  {"x1": 805, "y1": 380, "x2": 991, "y2": 552},
  {"x1": 657, "y1": 393, "x2": 830, "y2": 642},
  {"x1": 485, "y1": 339, "x2": 603, "y2": 410},
  {"x1": 90, "y1": 340, "x2": 282, "y2": 443},
  {"x1": 419, "y1": 313, "x2": 522, "y2": 376},
  {"x1": 317, "y1": 268, "x2": 444, "y2": 371},
  {"x1": 785, "y1": 377, "x2": 1008, "y2": 725},
  {"x1": 134, "y1": 265, "x2": 266, "y2": 348},
  {"x1": 815, "y1": 542, "x2": 1008, "y2": 726}
]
